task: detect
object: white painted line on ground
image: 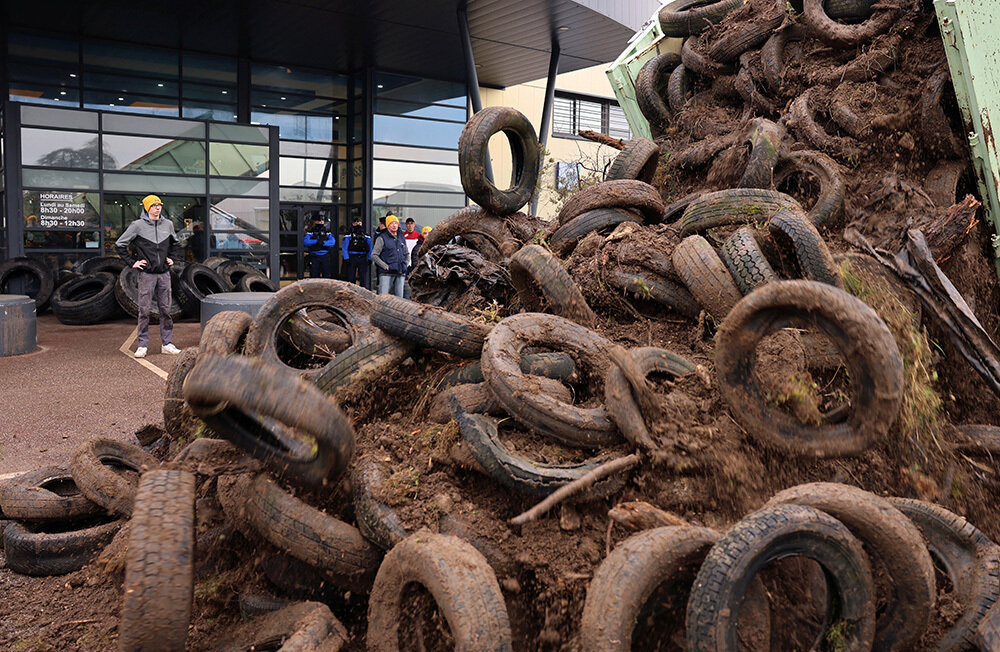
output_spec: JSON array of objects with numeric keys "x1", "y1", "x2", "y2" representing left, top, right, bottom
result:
[{"x1": 120, "y1": 327, "x2": 169, "y2": 380}]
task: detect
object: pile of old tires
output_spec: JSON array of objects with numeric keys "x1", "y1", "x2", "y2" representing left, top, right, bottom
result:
[{"x1": 0, "y1": 254, "x2": 277, "y2": 326}]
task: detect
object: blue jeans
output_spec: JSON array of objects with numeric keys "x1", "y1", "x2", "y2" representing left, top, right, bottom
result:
[{"x1": 378, "y1": 273, "x2": 404, "y2": 296}]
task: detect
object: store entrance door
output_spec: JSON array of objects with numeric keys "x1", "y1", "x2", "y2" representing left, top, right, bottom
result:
[{"x1": 279, "y1": 205, "x2": 336, "y2": 281}]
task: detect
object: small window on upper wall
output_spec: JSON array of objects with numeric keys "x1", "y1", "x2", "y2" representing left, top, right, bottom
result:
[{"x1": 551, "y1": 92, "x2": 632, "y2": 140}]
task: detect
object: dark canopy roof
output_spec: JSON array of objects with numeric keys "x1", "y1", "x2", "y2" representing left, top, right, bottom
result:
[{"x1": 3, "y1": 0, "x2": 658, "y2": 87}]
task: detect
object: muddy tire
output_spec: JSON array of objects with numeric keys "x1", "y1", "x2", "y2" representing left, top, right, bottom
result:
[
  {"x1": 720, "y1": 227, "x2": 778, "y2": 295},
  {"x1": 788, "y1": 89, "x2": 863, "y2": 162},
  {"x1": 737, "y1": 119, "x2": 783, "y2": 190},
  {"x1": 352, "y1": 459, "x2": 408, "y2": 551},
  {"x1": 70, "y1": 438, "x2": 158, "y2": 517},
  {"x1": 199, "y1": 310, "x2": 252, "y2": 356},
  {"x1": 224, "y1": 601, "x2": 349, "y2": 652},
  {"x1": 482, "y1": 312, "x2": 618, "y2": 448},
  {"x1": 244, "y1": 278, "x2": 374, "y2": 381},
  {"x1": 418, "y1": 207, "x2": 511, "y2": 258},
  {"x1": 604, "y1": 347, "x2": 695, "y2": 450},
  {"x1": 367, "y1": 532, "x2": 512, "y2": 651},
  {"x1": 716, "y1": 280, "x2": 904, "y2": 457},
  {"x1": 221, "y1": 474, "x2": 381, "y2": 592},
  {"x1": 202, "y1": 256, "x2": 230, "y2": 272},
  {"x1": 0, "y1": 256, "x2": 54, "y2": 311},
  {"x1": 921, "y1": 69, "x2": 965, "y2": 160},
  {"x1": 768, "y1": 483, "x2": 936, "y2": 651},
  {"x1": 50, "y1": 272, "x2": 120, "y2": 325},
  {"x1": 236, "y1": 272, "x2": 279, "y2": 292},
  {"x1": 0, "y1": 465, "x2": 102, "y2": 521},
  {"x1": 550, "y1": 208, "x2": 643, "y2": 257},
  {"x1": 115, "y1": 267, "x2": 184, "y2": 323},
  {"x1": 312, "y1": 330, "x2": 415, "y2": 398},
  {"x1": 176, "y1": 262, "x2": 232, "y2": 312},
  {"x1": 371, "y1": 294, "x2": 491, "y2": 358},
  {"x1": 681, "y1": 36, "x2": 733, "y2": 78},
  {"x1": 606, "y1": 138, "x2": 661, "y2": 184},
  {"x1": 659, "y1": 0, "x2": 742, "y2": 37},
  {"x1": 606, "y1": 267, "x2": 702, "y2": 319},
  {"x1": 557, "y1": 179, "x2": 665, "y2": 226},
  {"x1": 510, "y1": 244, "x2": 597, "y2": 326},
  {"x1": 667, "y1": 63, "x2": 693, "y2": 113},
  {"x1": 458, "y1": 106, "x2": 539, "y2": 214},
  {"x1": 636, "y1": 55, "x2": 681, "y2": 135},
  {"x1": 183, "y1": 354, "x2": 355, "y2": 487},
  {"x1": 119, "y1": 470, "x2": 195, "y2": 652},
  {"x1": 709, "y1": 13, "x2": 784, "y2": 63},
  {"x1": 802, "y1": 0, "x2": 900, "y2": 48},
  {"x1": 767, "y1": 209, "x2": 842, "y2": 288},
  {"x1": 163, "y1": 347, "x2": 202, "y2": 443},
  {"x1": 439, "y1": 352, "x2": 578, "y2": 388},
  {"x1": 687, "y1": 503, "x2": 876, "y2": 651},
  {"x1": 580, "y1": 526, "x2": 720, "y2": 650},
  {"x1": 672, "y1": 235, "x2": 743, "y2": 320},
  {"x1": 451, "y1": 404, "x2": 629, "y2": 500},
  {"x1": 773, "y1": 149, "x2": 845, "y2": 228},
  {"x1": 3, "y1": 516, "x2": 121, "y2": 576},
  {"x1": 679, "y1": 188, "x2": 803, "y2": 237}
]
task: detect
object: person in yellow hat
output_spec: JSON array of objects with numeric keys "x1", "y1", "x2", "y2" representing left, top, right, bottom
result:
[
  {"x1": 115, "y1": 194, "x2": 182, "y2": 358},
  {"x1": 371, "y1": 213, "x2": 408, "y2": 296}
]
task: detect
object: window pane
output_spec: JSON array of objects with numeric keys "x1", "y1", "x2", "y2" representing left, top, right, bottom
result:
[
  {"x1": 279, "y1": 187, "x2": 345, "y2": 203},
  {"x1": 183, "y1": 53, "x2": 237, "y2": 85},
  {"x1": 374, "y1": 144, "x2": 457, "y2": 165},
  {"x1": 10, "y1": 83, "x2": 81, "y2": 108},
  {"x1": 210, "y1": 197, "x2": 270, "y2": 232},
  {"x1": 23, "y1": 191, "x2": 101, "y2": 229},
  {"x1": 553, "y1": 96, "x2": 574, "y2": 134},
  {"x1": 578, "y1": 99, "x2": 603, "y2": 133},
  {"x1": 83, "y1": 41, "x2": 178, "y2": 78},
  {"x1": 252, "y1": 64, "x2": 347, "y2": 99},
  {"x1": 24, "y1": 230, "x2": 99, "y2": 250},
  {"x1": 608, "y1": 104, "x2": 632, "y2": 140},
  {"x1": 279, "y1": 141, "x2": 344, "y2": 158},
  {"x1": 251, "y1": 89, "x2": 339, "y2": 113},
  {"x1": 102, "y1": 194, "x2": 199, "y2": 250},
  {"x1": 371, "y1": 188, "x2": 466, "y2": 208},
  {"x1": 9, "y1": 32, "x2": 77, "y2": 64},
  {"x1": 209, "y1": 123, "x2": 270, "y2": 144},
  {"x1": 280, "y1": 157, "x2": 340, "y2": 188},
  {"x1": 251, "y1": 110, "x2": 333, "y2": 142},
  {"x1": 84, "y1": 90, "x2": 178, "y2": 116},
  {"x1": 182, "y1": 103, "x2": 238, "y2": 122},
  {"x1": 23, "y1": 169, "x2": 100, "y2": 189},
  {"x1": 22, "y1": 129, "x2": 102, "y2": 168},
  {"x1": 103, "y1": 113, "x2": 205, "y2": 139},
  {"x1": 103, "y1": 135, "x2": 207, "y2": 174},
  {"x1": 374, "y1": 73, "x2": 465, "y2": 107},
  {"x1": 373, "y1": 115, "x2": 462, "y2": 149},
  {"x1": 210, "y1": 178, "x2": 269, "y2": 197},
  {"x1": 85, "y1": 72, "x2": 179, "y2": 97},
  {"x1": 103, "y1": 173, "x2": 206, "y2": 194},
  {"x1": 374, "y1": 99, "x2": 466, "y2": 122},
  {"x1": 372, "y1": 160, "x2": 461, "y2": 190},
  {"x1": 369, "y1": 204, "x2": 456, "y2": 228},
  {"x1": 8, "y1": 61, "x2": 79, "y2": 87},
  {"x1": 209, "y1": 143, "x2": 270, "y2": 177},
  {"x1": 20, "y1": 106, "x2": 98, "y2": 130},
  {"x1": 183, "y1": 82, "x2": 236, "y2": 102}
]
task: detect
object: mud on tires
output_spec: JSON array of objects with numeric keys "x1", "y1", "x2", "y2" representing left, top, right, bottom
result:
[{"x1": 458, "y1": 106, "x2": 540, "y2": 214}]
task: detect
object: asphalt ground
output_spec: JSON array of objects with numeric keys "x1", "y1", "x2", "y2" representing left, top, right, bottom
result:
[{"x1": 0, "y1": 313, "x2": 202, "y2": 476}]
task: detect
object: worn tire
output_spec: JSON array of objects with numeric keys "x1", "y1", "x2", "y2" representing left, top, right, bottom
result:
[
  {"x1": 115, "y1": 267, "x2": 184, "y2": 323},
  {"x1": 221, "y1": 601, "x2": 349, "y2": 652},
  {"x1": 557, "y1": 179, "x2": 665, "y2": 226},
  {"x1": 458, "y1": 106, "x2": 539, "y2": 214},
  {"x1": 767, "y1": 209, "x2": 842, "y2": 287},
  {"x1": 659, "y1": 0, "x2": 743, "y2": 37},
  {"x1": 687, "y1": 503, "x2": 876, "y2": 651},
  {"x1": 788, "y1": 89, "x2": 863, "y2": 162},
  {"x1": 418, "y1": 206, "x2": 512, "y2": 260},
  {"x1": 737, "y1": 119, "x2": 783, "y2": 190},
  {"x1": 606, "y1": 266, "x2": 702, "y2": 318},
  {"x1": 70, "y1": 438, "x2": 159, "y2": 517},
  {"x1": 371, "y1": 294, "x2": 491, "y2": 358},
  {"x1": 311, "y1": 330, "x2": 415, "y2": 398},
  {"x1": 636, "y1": 55, "x2": 681, "y2": 135},
  {"x1": 921, "y1": 69, "x2": 965, "y2": 160},
  {"x1": 163, "y1": 347, "x2": 202, "y2": 443},
  {"x1": 76, "y1": 255, "x2": 128, "y2": 276},
  {"x1": 769, "y1": 483, "x2": 936, "y2": 651},
  {"x1": 604, "y1": 347, "x2": 695, "y2": 450},
  {"x1": 482, "y1": 312, "x2": 618, "y2": 448},
  {"x1": 3, "y1": 516, "x2": 121, "y2": 576},
  {"x1": 716, "y1": 280, "x2": 904, "y2": 457},
  {"x1": 550, "y1": 208, "x2": 643, "y2": 257},
  {"x1": 0, "y1": 465, "x2": 102, "y2": 522},
  {"x1": 672, "y1": 235, "x2": 743, "y2": 320},
  {"x1": 679, "y1": 188, "x2": 803, "y2": 237},
  {"x1": 773, "y1": 149, "x2": 845, "y2": 228},
  {"x1": 216, "y1": 260, "x2": 260, "y2": 288},
  {"x1": 200, "y1": 310, "x2": 252, "y2": 356},
  {"x1": 119, "y1": 470, "x2": 195, "y2": 652},
  {"x1": 202, "y1": 256, "x2": 230, "y2": 271},
  {"x1": 438, "y1": 352, "x2": 578, "y2": 388},
  {"x1": 367, "y1": 532, "x2": 513, "y2": 651},
  {"x1": 510, "y1": 244, "x2": 597, "y2": 326},
  {"x1": 709, "y1": 12, "x2": 784, "y2": 63},
  {"x1": 236, "y1": 272, "x2": 278, "y2": 292},
  {"x1": 667, "y1": 62, "x2": 693, "y2": 113},
  {"x1": 451, "y1": 403, "x2": 629, "y2": 501},
  {"x1": 802, "y1": 0, "x2": 900, "y2": 48},
  {"x1": 720, "y1": 227, "x2": 778, "y2": 295},
  {"x1": 606, "y1": 138, "x2": 661, "y2": 184},
  {"x1": 244, "y1": 278, "x2": 374, "y2": 381},
  {"x1": 219, "y1": 474, "x2": 381, "y2": 592},
  {"x1": 50, "y1": 271, "x2": 120, "y2": 325},
  {"x1": 0, "y1": 256, "x2": 54, "y2": 311},
  {"x1": 183, "y1": 354, "x2": 355, "y2": 487},
  {"x1": 580, "y1": 526, "x2": 720, "y2": 651},
  {"x1": 352, "y1": 459, "x2": 408, "y2": 551}
]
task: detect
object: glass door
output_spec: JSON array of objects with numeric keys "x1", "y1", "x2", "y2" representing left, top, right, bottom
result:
[{"x1": 279, "y1": 205, "x2": 335, "y2": 280}]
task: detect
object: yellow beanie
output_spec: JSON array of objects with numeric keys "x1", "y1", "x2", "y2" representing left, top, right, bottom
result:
[
  {"x1": 421, "y1": 226, "x2": 432, "y2": 235},
  {"x1": 385, "y1": 214, "x2": 399, "y2": 226},
  {"x1": 142, "y1": 195, "x2": 162, "y2": 212}
]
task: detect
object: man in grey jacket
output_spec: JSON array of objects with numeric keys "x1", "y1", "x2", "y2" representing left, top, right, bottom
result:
[{"x1": 115, "y1": 194, "x2": 183, "y2": 358}]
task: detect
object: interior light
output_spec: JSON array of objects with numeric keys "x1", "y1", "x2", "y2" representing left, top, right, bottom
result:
[
  {"x1": 118, "y1": 97, "x2": 124, "y2": 101},
  {"x1": 60, "y1": 91, "x2": 67, "y2": 95},
  {"x1": 221, "y1": 90, "x2": 228, "y2": 94},
  {"x1": 558, "y1": 26, "x2": 570, "y2": 31},
  {"x1": 110, "y1": 103, "x2": 115, "y2": 106},
  {"x1": 69, "y1": 73, "x2": 77, "y2": 78},
  {"x1": 281, "y1": 96, "x2": 286, "y2": 100},
  {"x1": 157, "y1": 83, "x2": 164, "y2": 87},
  {"x1": 377, "y1": 84, "x2": 383, "y2": 89},
  {"x1": 54, "y1": 98, "x2": 60, "y2": 101}
]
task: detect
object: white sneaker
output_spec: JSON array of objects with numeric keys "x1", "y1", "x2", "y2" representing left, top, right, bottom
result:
[
  {"x1": 161, "y1": 343, "x2": 182, "y2": 355},
  {"x1": 134, "y1": 347, "x2": 148, "y2": 358}
]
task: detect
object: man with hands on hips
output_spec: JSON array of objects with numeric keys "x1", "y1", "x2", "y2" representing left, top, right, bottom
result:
[{"x1": 115, "y1": 194, "x2": 183, "y2": 358}]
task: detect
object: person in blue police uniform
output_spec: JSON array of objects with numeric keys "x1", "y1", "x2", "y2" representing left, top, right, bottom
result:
[
  {"x1": 342, "y1": 215, "x2": 372, "y2": 287},
  {"x1": 303, "y1": 217, "x2": 337, "y2": 278}
]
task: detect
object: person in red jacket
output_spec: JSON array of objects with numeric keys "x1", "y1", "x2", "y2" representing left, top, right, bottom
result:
[{"x1": 403, "y1": 217, "x2": 424, "y2": 274}]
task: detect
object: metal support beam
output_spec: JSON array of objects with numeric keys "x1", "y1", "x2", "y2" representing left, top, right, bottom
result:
[
  {"x1": 531, "y1": 35, "x2": 561, "y2": 216},
  {"x1": 267, "y1": 124, "x2": 280, "y2": 282},
  {"x1": 5, "y1": 102, "x2": 23, "y2": 260},
  {"x1": 457, "y1": 2, "x2": 492, "y2": 184}
]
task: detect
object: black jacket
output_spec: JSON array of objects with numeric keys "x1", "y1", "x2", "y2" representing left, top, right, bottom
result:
[{"x1": 115, "y1": 216, "x2": 183, "y2": 274}]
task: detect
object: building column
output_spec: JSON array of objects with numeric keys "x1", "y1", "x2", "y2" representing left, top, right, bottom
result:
[
  {"x1": 531, "y1": 35, "x2": 561, "y2": 216},
  {"x1": 457, "y1": 2, "x2": 492, "y2": 184}
]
